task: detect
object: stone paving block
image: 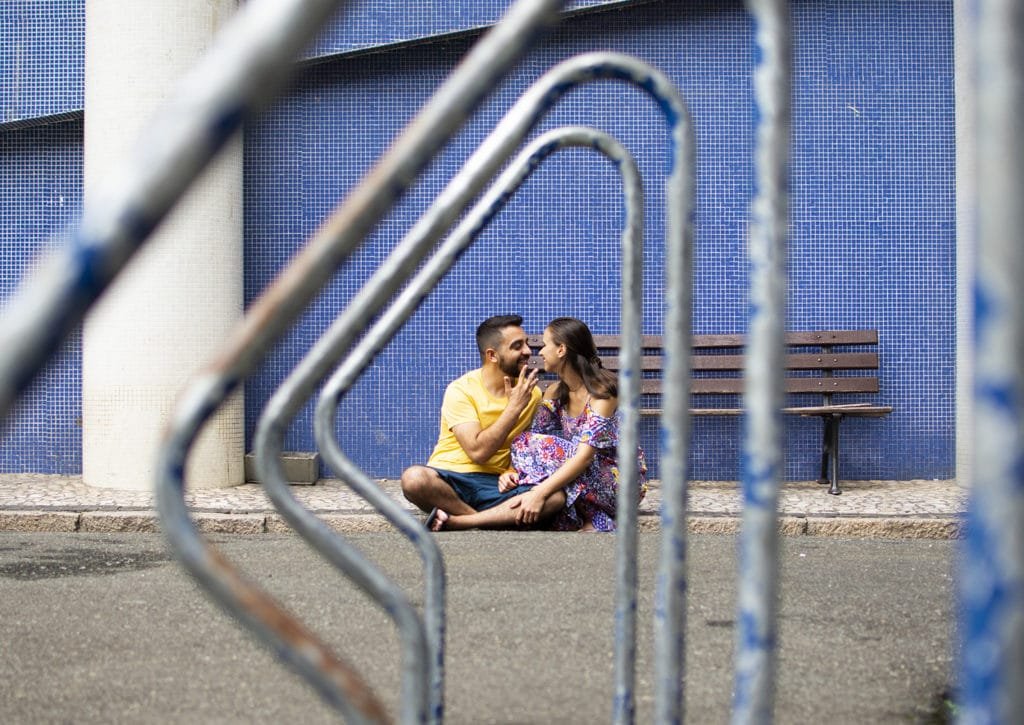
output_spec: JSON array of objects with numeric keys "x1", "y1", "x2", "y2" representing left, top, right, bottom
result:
[
  {"x1": 688, "y1": 517, "x2": 741, "y2": 535},
  {"x1": 805, "y1": 516, "x2": 962, "y2": 540},
  {"x1": 320, "y1": 513, "x2": 405, "y2": 533},
  {"x1": 194, "y1": 513, "x2": 266, "y2": 535},
  {"x1": 268, "y1": 512, "x2": 421, "y2": 534},
  {"x1": 778, "y1": 516, "x2": 809, "y2": 535},
  {"x1": 79, "y1": 511, "x2": 162, "y2": 533},
  {"x1": 0, "y1": 511, "x2": 79, "y2": 532},
  {"x1": 683, "y1": 517, "x2": 809, "y2": 535},
  {"x1": 265, "y1": 514, "x2": 292, "y2": 534}
]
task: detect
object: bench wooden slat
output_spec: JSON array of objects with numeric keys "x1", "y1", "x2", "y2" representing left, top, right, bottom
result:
[
  {"x1": 598, "y1": 352, "x2": 879, "y2": 373},
  {"x1": 528, "y1": 330, "x2": 879, "y2": 352},
  {"x1": 637, "y1": 405, "x2": 894, "y2": 418},
  {"x1": 687, "y1": 377, "x2": 880, "y2": 395}
]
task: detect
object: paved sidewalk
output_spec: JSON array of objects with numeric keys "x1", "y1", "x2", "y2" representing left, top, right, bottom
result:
[{"x1": 0, "y1": 474, "x2": 965, "y2": 538}]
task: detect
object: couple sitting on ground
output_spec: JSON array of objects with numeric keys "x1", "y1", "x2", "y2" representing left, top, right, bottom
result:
[{"x1": 401, "y1": 314, "x2": 647, "y2": 532}]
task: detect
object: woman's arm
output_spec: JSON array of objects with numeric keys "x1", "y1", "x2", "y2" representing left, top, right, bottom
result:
[
  {"x1": 512, "y1": 443, "x2": 595, "y2": 525},
  {"x1": 511, "y1": 396, "x2": 619, "y2": 525}
]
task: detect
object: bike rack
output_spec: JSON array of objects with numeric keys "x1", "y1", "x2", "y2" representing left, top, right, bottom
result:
[
  {"x1": 0, "y1": 0, "x2": 1020, "y2": 722},
  {"x1": 250, "y1": 49, "x2": 692, "y2": 722}
]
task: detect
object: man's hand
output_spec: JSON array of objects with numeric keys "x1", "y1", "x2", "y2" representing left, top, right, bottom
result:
[
  {"x1": 503, "y1": 365, "x2": 539, "y2": 413},
  {"x1": 509, "y1": 487, "x2": 548, "y2": 526},
  {"x1": 498, "y1": 470, "x2": 520, "y2": 493}
]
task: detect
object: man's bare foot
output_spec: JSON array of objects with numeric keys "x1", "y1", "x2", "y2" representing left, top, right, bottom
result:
[
  {"x1": 578, "y1": 520, "x2": 598, "y2": 533},
  {"x1": 430, "y1": 510, "x2": 450, "y2": 532}
]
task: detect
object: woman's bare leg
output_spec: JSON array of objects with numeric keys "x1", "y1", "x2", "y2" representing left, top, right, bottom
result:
[{"x1": 435, "y1": 490, "x2": 566, "y2": 531}]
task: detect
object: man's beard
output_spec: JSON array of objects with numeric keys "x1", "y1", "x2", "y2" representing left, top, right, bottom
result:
[{"x1": 499, "y1": 356, "x2": 525, "y2": 378}]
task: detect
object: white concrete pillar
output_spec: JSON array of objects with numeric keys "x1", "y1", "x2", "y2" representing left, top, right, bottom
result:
[
  {"x1": 83, "y1": 0, "x2": 244, "y2": 490},
  {"x1": 955, "y1": 0, "x2": 974, "y2": 485}
]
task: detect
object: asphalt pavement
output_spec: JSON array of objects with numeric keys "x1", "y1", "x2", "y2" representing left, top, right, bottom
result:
[{"x1": 0, "y1": 531, "x2": 957, "y2": 723}]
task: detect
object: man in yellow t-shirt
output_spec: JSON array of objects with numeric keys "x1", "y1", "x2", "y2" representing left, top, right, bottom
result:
[{"x1": 402, "y1": 315, "x2": 556, "y2": 524}]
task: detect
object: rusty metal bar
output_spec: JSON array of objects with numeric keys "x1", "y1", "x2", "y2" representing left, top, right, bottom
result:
[
  {"x1": 305, "y1": 125, "x2": 643, "y2": 724},
  {"x1": 732, "y1": 1, "x2": 792, "y2": 723},
  {"x1": 960, "y1": 1, "x2": 1024, "y2": 722},
  {"x1": 0, "y1": 0, "x2": 351, "y2": 423},
  {"x1": 155, "y1": 1, "x2": 568, "y2": 720}
]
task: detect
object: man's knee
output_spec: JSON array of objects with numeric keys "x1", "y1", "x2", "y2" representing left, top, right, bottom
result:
[{"x1": 400, "y1": 465, "x2": 436, "y2": 499}]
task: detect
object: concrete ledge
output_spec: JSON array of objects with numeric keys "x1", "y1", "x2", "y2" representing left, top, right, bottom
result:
[
  {"x1": 685, "y1": 515, "x2": 964, "y2": 539},
  {"x1": 194, "y1": 513, "x2": 266, "y2": 535},
  {"x1": 266, "y1": 512, "x2": 398, "y2": 534},
  {"x1": 0, "y1": 511, "x2": 80, "y2": 532},
  {"x1": 244, "y1": 452, "x2": 319, "y2": 485},
  {"x1": 0, "y1": 509, "x2": 963, "y2": 539},
  {"x1": 805, "y1": 516, "x2": 962, "y2": 539},
  {"x1": 79, "y1": 511, "x2": 161, "y2": 533}
]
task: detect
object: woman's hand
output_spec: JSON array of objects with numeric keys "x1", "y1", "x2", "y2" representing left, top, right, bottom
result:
[
  {"x1": 511, "y1": 487, "x2": 548, "y2": 526},
  {"x1": 498, "y1": 470, "x2": 520, "y2": 493}
]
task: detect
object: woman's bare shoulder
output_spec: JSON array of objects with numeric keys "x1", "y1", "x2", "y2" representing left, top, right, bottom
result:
[{"x1": 590, "y1": 396, "x2": 617, "y2": 417}]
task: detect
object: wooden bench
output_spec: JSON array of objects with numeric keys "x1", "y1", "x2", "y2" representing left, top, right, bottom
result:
[{"x1": 527, "y1": 330, "x2": 892, "y2": 495}]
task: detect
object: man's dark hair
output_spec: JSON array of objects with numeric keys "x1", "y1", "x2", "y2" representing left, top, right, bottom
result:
[{"x1": 476, "y1": 314, "x2": 523, "y2": 357}]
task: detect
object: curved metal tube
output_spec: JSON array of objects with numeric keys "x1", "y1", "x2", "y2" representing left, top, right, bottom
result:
[
  {"x1": 155, "y1": 0, "x2": 566, "y2": 720},
  {"x1": 0, "y1": 0, "x2": 350, "y2": 423},
  {"x1": 253, "y1": 51, "x2": 692, "y2": 725},
  {"x1": 731, "y1": 2, "x2": 792, "y2": 724},
  {"x1": 308, "y1": 125, "x2": 642, "y2": 724},
  {"x1": 961, "y1": 0, "x2": 1024, "y2": 722}
]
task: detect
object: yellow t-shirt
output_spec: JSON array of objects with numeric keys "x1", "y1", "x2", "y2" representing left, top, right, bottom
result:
[{"x1": 427, "y1": 368, "x2": 541, "y2": 474}]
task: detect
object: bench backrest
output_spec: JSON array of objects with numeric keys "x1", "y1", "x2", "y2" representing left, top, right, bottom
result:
[{"x1": 525, "y1": 330, "x2": 881, "y2": 400}]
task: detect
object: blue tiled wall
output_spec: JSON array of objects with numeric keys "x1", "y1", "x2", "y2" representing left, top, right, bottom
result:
[
  {"x1": 306, "y1": 0, "x2": 648, "y2": 59},
  {"x1": 0, "y1": 121, "x2": 84, "y2": 472},
  {"x1": 0, "y1": 0, "x2": 955, "y2": 481},
  {"x1": 245, "y1": 0, "x2": 956, "y2": 481},
  {"x1": 0, "y1": 1, "x2": 84, "y2": 126}
]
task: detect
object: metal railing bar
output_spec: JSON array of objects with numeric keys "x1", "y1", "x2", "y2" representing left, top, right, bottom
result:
[
  {"x1": 961, "y1": 1, "x2": 1024, "y2": 722},
  {"x1": 306, "y1": 125, "x2": 642, "y2": 724},
  {"x1": 652, "y1": 63, "x2": 697, "y2": 725},
  {"x1": 732, "y1": 1, "x2": 792, "y2": 723},
  {"x1": 0, "y1": 0, "x2": 351, "y2": 424},
  {"x1": 155, "y1": 0, "x2": 567, "y2": 719}
]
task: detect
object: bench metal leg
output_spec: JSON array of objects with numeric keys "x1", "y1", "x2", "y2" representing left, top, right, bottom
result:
[
  {"x1": 817, "y1": 415, "x2": 843, "y2": 495},
  {"x1": 818, "y1": 418, "x2": 831, "y2": 485},
  {"x1": 827, "y1": 414, "x2": 841, "y2": 495}
]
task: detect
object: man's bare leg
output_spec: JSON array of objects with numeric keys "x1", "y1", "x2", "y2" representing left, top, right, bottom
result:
[
  {"x1": 400, "y1": 465, "x2": 476, "y2": 516},
  {"x1": 434, "y1": 490, "x2": 566, "y2": 531}
]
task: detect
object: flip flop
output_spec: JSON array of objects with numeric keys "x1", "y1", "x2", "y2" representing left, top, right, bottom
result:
[{"x1": 424, "y1": 507, "x2": 439, "y2": 530}]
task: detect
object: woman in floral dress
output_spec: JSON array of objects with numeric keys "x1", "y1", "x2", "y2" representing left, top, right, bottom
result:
[{"x1": 431, "y1": 317, "x2": 646, "y2": 532}]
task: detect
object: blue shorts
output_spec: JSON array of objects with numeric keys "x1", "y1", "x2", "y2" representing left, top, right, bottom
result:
[{"x1": 430, "y1": 468, "x2": 532, "y2": 511}]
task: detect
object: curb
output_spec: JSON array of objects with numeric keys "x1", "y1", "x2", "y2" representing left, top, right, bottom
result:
[{"x1": 0, "y1": 509, "x2": 963, "y2": 539}]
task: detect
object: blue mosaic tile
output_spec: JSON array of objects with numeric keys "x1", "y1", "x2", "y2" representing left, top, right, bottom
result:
[{"x1": 0, "y1": 1, "x2": 85, "y2": 126}]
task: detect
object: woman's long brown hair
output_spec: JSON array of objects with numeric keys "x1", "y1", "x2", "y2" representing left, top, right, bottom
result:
[{"x1": 547, "y1": 317, "x2": 617, "y2": 406}]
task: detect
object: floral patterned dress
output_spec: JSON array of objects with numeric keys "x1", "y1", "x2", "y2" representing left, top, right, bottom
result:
[{"x1": 510, "y1": 397, "x2": 647, "y2": 532}]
